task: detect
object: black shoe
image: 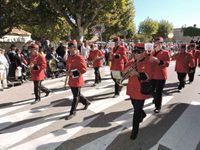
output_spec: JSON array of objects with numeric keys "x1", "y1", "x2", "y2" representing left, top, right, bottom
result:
[
  {"x1": 31, "y1": 99, "x2": 41, "y2": 104},
  {"x1": 83, "y1": 102, "x2": 91, "y2": 110},
  {"x1": 152, "y1": 100, "x2": 155, "y2": 104},
  {"x1": 139, "y1": 113, "x2": 147, "y2": 123},
  {"x1": 154, "y1": 109, "x2": 160, "y2": 113},
  {"x1": 91, "y1": 83, "x2": 96, "y2": 87},
  {"x1": 113, "y1": 94, "x2": 119, "y2": 98},
  {"x1": 130, "y1": 132, "x2": 138, "y2": 140},
  {"x1": 65, "y1": 113, "x2": 75, "y2": 120},
  {"x1": 45, "y1": 90, "x2": 51, "y2": 97}
]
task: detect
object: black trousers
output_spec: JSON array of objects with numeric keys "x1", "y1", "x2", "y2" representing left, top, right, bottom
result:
[
  {"x1": 131, "y1": 99, "x2": 145, "y2": 134},
  {"x1": 70, "y1": 87, "x2": 90, "y2": 115},
  {"x1": 188, "y1": 69, "x2": 195, "y2": 83},
  {"x1": 111, "y1": 72, "x2": 122, "y2": 95},
  {"x1": 177, "y1": 72, "x2": 187, "y2": 89},
  {"x1": 94, "y1": 67, "x2": 101, "y2": 83},
  {"x1": 33, "y1": 80, "x2": 50, "y2": 100},
  {"x1": 151, "y1": 79, "x2": 166, "y2": 110}
]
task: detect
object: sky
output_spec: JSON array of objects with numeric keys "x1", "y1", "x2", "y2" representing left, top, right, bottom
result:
[{"x1": 134, "y1": 0, "x2": 200, "y2": 29}]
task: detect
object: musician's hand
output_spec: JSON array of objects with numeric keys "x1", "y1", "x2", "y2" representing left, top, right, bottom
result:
[
  {"x1": 29, "y1": 63, "x2": 34, "y2": 68},
  {"x1": 150, "y1": 56, "x2": 160, "y2": 63},
  {"x1": 129, "y1": 69, "x2": 139, "y2": 76},
  {"x1": 66, "y1": 71, "x2": 72, "y2": 76}
]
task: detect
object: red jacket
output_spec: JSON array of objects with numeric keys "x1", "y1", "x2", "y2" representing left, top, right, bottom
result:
[
  {"x1": 152, "y1": 50, "x2": 170, "y2": 80},
  {"x1": 30, "y1": 54, "x2": 46, "y2": 81},
  {"x1": 110, "y1": 45, "x2": 128, "y2": 71},
  {"x1": 173, "y1": 52, "x2": 195, "y2": 73},
  {"x1": 66, "y1": 54, "x2": 87, "y2": 87},
  {"x1": 126, "y1": 56, "x2": 154, "y2": 100},
  {"x1": 188, "y1": 49, "x2": 199, "y2": 67},
  {"x1": 88, "y1": 49, "x2": 104, "y2": 68}
]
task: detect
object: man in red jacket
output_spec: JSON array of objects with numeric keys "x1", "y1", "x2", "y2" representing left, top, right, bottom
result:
[
  {"x1": 88, "y1": 43, "x2": 104, "y2": 86},
  {"x1": 172, "y1": 44, "x2": 195, "y2": 91},
  {"x1": 30, "y1": 44, "x2": 51, "y2": 104},
  {"x1": 187, "y1": 43, "x2": 198, "y2": 83},
  {"x1": 110, "y1": 36, "x2": 128, "y2": 98},
  {"x1": 125, "y1": 43, "x2": 155, "y2": 140},
  {"x1": 151, "y1": 37, "x2": 170, "y2": 113},
  {"x1": 65, "y1": 40, "x2": 91, "y2": 120}
]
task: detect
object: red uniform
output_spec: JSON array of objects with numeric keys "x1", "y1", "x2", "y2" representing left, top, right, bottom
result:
[
  {"x1": 66, "y1": 54, "x2": 87, "y2": 87},
  {"x1": 110, "y1": 45, "x2": 128, "y2": 71},
  {"x1": 30, "y1": 54, "x2": 46, "y2": 81},
  {"x1": 173, "y1": 52, "x2": 195, "y2": 73},
  {"x1": 152, "y1": 50, "x2": 170, "y2": 80},
  {"x1": 88, "y1": 49, "x2": 104, "y2": 68},
  {"x1": 126, "y1": 56, "x2": 154, "y2": 100}
]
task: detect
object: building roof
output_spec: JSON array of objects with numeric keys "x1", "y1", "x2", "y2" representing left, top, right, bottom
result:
[{"x1": 7, "y1": 28, "x2": 31, "y2": 36}]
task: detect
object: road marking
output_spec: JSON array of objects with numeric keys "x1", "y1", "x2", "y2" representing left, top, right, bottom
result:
[
  {"x1": 8, "y1": 115, "x2": 99, "y2": 150},
  {"x1": 88, "y1": 90, "x2": 129, "y2": 113},
  {"x1": 150, "y1": 101, "x2": 200, "y2": 150},
  {"x1": 0, "y1": 112, "x2": 69, "y2": 150},
  {"x1": 77, "y1": 126, "x2": 124, "y2": 150}
]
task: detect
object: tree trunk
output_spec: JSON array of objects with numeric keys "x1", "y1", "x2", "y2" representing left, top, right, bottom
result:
[{"x1": 71, "y1": 26, "x2": 85, "y2": 45}]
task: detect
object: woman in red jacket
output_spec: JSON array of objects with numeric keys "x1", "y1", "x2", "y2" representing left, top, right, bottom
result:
[
  {"x1": 88, "y1": 44, "x2": 104, "y2": 86},
  {"x1": 172, "y1": 44, "x2": 195, "y2": 91},
  {"x1": 151, "y1": 37, "x2": 170, "y2": 113},
  {"x1": 65, "y1": 40, "x2": 91, "y2": 120},
  {"x1": 125, "y1": 43, "x2": 155, "y2": 140},
  {"x1": 110, "y1": 37, "x2": 128, "y2": 97},
  {"x1": 29, "y1": 44, "x2": 51, "y2": 104}
]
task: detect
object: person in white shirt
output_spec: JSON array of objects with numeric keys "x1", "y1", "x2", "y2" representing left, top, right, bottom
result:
[
  {"x1": 0, "y1": 48, "x2": 9, "y2": 90},
  {"x1": 81, "y1": 40, "x2": 90, "y2": 60}
]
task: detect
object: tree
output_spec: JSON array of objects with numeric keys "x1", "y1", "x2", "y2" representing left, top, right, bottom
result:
[
  {"x1": 155, "y1": 20, "x2": 173, "y2": 39},
  {"x1": 0, "y1": 0, "x2": 30, "y2": 38},
  {"x1": 138, "y1": 17, "x2": 158, "y2": 38},
  {"x1": 89, "y1": 0, "x2": 135, "y2": 41},
  {"x1": 183, "y1": 26, "x2": 200, "y2": 37}
]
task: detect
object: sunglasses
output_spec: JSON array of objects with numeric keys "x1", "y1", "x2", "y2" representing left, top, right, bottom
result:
[{"x1": 134, "y1": 50, "x2": 144, "y2": 54}]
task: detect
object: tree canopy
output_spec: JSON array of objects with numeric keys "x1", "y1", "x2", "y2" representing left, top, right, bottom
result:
[{"x1": 183, "y1": 26, "x2": 200, "y2": 37}]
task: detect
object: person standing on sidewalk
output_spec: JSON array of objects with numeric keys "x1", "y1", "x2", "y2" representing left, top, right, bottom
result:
[
  {"x1": 151, "y1": 37, "x2": 170, "y2": 113},
  {"x1": 65, "y1": 40, "x2": 91, "y2": 120}
]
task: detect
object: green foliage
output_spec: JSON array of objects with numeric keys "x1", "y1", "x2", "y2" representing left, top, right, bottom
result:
[
  {"x1": 1, "y1": 0, "x2": 135, "y2": 43},
  {"x1": 156, "y1": 20, "x2": 173, "y2": 38},
  {"x1": 183, "y1": 26, "x2": 200, "y2": 37},
  {"x1": 0, "y1": 0, "x2": 30, "y2": 37},
  {"x1": 139, "y1": 17, "x2": 158, "y2": 36},
  {"x1": 47, "y1": 0, "x2": 135, "y2": 42},
  {"x1": 134, "y1": 34, "x2": 152, "y2": 43}
]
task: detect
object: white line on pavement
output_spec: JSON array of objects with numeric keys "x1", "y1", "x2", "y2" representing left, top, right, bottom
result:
[{"x1": 8, "y1": 115, "x2": 99, "y2": 150}]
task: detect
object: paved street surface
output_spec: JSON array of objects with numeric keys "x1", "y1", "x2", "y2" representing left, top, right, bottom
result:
[{"x1": 0, "y1": 61, "x2": 200, "y2": 150}]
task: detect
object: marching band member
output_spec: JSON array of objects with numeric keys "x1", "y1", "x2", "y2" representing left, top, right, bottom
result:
[
  {"x1": 88, "y1": 43, "x2": 104, "y2": 86},
  {"x1": 29, "y1": 44, "x2": 51, "y2": 104},
  {"x1": 65, "y1": 40, "x2": 91, "y2": 120},
  {"x1": 187, "y1": 43, "x2": 199, "y2": 83},
  {"x1": 109, "y1": 36, "x2": 128, "y2": 98},
  {"x1": 172, "y1": 44, "x2": 195, "y2": 91},
  {"x1": 125, "y1": 43, "x2": 155, "y2": 140},
  {"x1": 151, "y1": 37, "x2": 170, "y2": 113}
]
